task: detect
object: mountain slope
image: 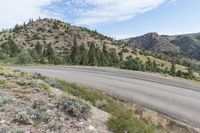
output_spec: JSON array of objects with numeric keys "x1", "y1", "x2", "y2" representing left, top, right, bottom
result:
[
  {"x1": 168, "y1": 33, "x2": 200, "y2": 60},
  {"x1": 0, "y1": 18, "x2": 116, "y2": 55},
  {"x1": 125, "y1": 32, "x2": 179, "y2": 53},
  {"x1": 125, "y1": 32, "x2": 200, "y2": 61}
]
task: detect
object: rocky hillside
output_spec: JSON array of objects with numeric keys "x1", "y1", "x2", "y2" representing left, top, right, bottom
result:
[
  {"x1": 125, "y1": 32, "x2": 200, "y2": 61},
  {"x1": 125, "y1": 33, "x2": 179, "y2": 53},
  {"x1": 167, "y1": 33, "x2": 200, "y2": 61},
  {"x1": 0, "y1": 18, "x2": 119, "y2": 56}
]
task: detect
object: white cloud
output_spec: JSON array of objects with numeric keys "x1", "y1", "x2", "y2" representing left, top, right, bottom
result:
[
  {"x1": 73, "y1": 0, "x2": 167, "y2": 25},
  {"x1": 0, "y1": 0, "x2": 169, "y2": 29},
  {"x1": 0, "y1": 0, "x2": 55, "y2": 29}
]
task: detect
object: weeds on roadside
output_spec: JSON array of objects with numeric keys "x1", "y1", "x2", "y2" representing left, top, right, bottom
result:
[{"x1": 56, "y1": 80, "x2": 156, "y2": 133}]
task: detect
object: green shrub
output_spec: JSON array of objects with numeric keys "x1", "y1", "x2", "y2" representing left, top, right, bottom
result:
[
  {"x1": 15, "y1": 111, "x2": 32, "y2": 124},
  {"x1": 48, "y1": 119, "x2": 62, "y2": 131},
  {"x1": 0, "y1": 80, "x2": 17, "y2": 89},
  {"x1": 17, "y1": 79, "x2": 31, "y2": 86},
  {"x1": 108, "y1": 109, "x2": 155, "y2": 133},
  {"x1": 57, "y1": 80, "x2": 156, "y2": 132},
  {"x1": 94, "y1": 99, "x2": 108, "y2": 109},
  {"x1": 11, "y1": 128, "x2": 25, "y2": 133},
  {"x1": 59, "y1": 98, "x2": 91, "y2": 119},
  {"x1": 0, "y1": 96, "x2": 9, "y2": 107},
  {"x1": 32, "y1": 100, "x2": 47, "y2": 111},
  {"x1": 17, "y1": 51, "x2": 32, "y2": 65},
  {"x1": 32, "y1": 73, "x2": 47, "y2": 80},
  {"x1": 0, "y1": 50, "x2": 8, "y2": 60},
  {"x1": 30, "y1": 111, "x2": 45, "y2": 125},
  {"x1": 37, "y1": 83, "x2": 53, "y2": 95}
]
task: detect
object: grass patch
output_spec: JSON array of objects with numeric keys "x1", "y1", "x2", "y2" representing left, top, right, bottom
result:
[
  {"x1": 0, "y1": 80, "x2": 18, "y2": 89},
  {"x1": 57, "y1": 80, "x2": 156, "y2": 133},
  {"x1": 37, "y1": 83, "x2": 53, "y2": 95}
]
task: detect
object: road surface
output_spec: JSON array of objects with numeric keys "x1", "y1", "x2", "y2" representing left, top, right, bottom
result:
[{"x1": 7, "y1": 66, "x2": 200, "y2": 128}]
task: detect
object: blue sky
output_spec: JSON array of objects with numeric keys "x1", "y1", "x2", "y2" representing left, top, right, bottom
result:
[{"x1": 0, "y1": 0, "x2": 200, "y2": 39}]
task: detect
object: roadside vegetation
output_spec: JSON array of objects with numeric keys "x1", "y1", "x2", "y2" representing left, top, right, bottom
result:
[
  {"x1": 0, "y1": 67, "x2": 158, "y2": 133},
  {"x1": 0, "y1": 68, "x2": 197, "y2": 133},
  {"x1": 57, "y1": 80, "x2": 156, "y2": 133},
  {"x1": 0, "y1": 68, "x2": 109, "y2": 132}
]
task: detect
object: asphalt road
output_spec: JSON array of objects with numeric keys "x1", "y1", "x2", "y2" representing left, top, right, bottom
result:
[{"x1": 7, "y1": 66, "x2": 200, "y2": 128}]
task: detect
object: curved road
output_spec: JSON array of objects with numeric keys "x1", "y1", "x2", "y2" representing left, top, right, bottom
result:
[{"x1": 8, "y1": 66, "x2": 200, "y2": 128}]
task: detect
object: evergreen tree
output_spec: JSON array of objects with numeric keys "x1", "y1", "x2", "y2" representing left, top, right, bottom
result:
[
  {"x1": 188, "y1": 67, "x2": 195, "y2": 79},
  {"x1": 79, "y1": 43, "x2": 87, "y2": 65},
  {"x1": 103, "y1": 44, "x2": 109, "y2": 58},
  {"x1": 109, "y1": 51, "x2": 119, "y2": 66},
  {"x1": 145, "y1": 58, "x2": 153, "y2": 71},
  {"x1": 88, "y1": 42, "x2": 98, "y2": 66},
  {"x1": 46, "y1": 43, "x2": 54, "y2": 63},
  {"x1": 71, "y1": 38, "x2": 79, "y2": 65},
  {"x1": 35, "y1": 41, "x2": 42, "y2": 55},
  {"x1": 170, "y1": 62, "x2": 176, "y2": 75},
  {"x1": 99, "y1": 51, "x2": 107, "y2": 66},
  {"x1": 152, "y1": 60, "x2": 158, "y2": 72},
  {"x1": 1, "y1": 36, "x2": 21, "y2": 57},
  {"x1": 17, "y1": 51, "x2": 32, "y2": 65},
  {"x1": 123, "y1": 58, "x2": 142, "y2": 71},
  {"x1": 95, "y1": 47, "x2": 102, "y2": 66},
  {"x1": 176, "y1": 70, "x2": 183, "y2": 77}
]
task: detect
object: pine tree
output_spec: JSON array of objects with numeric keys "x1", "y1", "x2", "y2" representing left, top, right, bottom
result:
[
  {"x1": 102, "y1": 44, "x2": 108, "y2": 65},
  {"x1": 145, "y1": 58, "x2": 153, "y2": 71},
  {"x1": 71, "y1": 38, "x2": 79, "y2": 65},
  {"x1": 152, "y1": 60, "x2": 158, "y2": 72},
  {"x1": 188, "y1": 67, "x2": 194, "y2": 79},
  {"x1": 35, "y1": 41, "x2": 42, "y2": 54},
  {"x1": 109, "y1": 51, "x2": 119, "y2": 66},
  {"x1": 46, "y1": 43, "x2": 54, "y2": 63},
  {"x1": 79, "y1": 43, "x2": 87, "y2": 65},
  {"x1": 170, "y1": 62, "x2": 176, "y2": 75},
  {"x1": 95, "y1": 47, "x2": 102, "y2": 66},
  {"x1": 88, "y1": 42, "x2": 98, "y2": 66},
  {"x1": 2, "y1": 36, "x2": 21, "y2": 57}
]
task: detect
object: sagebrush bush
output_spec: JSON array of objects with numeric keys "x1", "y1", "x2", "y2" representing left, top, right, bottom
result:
[
  {"x1": 32, "y1": 100, "x2": 47, "y2": 111},
  {"x1": 0, "y1": 80, "x2": 17, "y2": 89},
  {"x1": 57, "y1": 80, "x2": 156, "y2": 132},
  {"x1": 59, "y1": 98, "x2": 91, "y2": 119},
  {"x1": 0, "y1": 96, "x2": 9, "y2": 107},
  {"x1": 32, "y1": 73, "x2": 47, "y2": 80},
  {"x1": 15, "y1": 111, "x2": 32, "y2": 124},
  {"x1": 11, "y1": 128, "x2": 25, "y2": 133},
  {"x1": 16, "y1": 79, "x2": 31, "y2": 86},
  {"x1": 37, "y1": 83, "x2": 53, "y2": 95},
  {"x1": 30, "y1": 111, "x2": 45, "y2": 125},
  {"x1": 13, "y1": 88, "x2": 31, "y2": 94},
  {"x1": 94, "y1": 99, "x2": 108, "y2": 109}
]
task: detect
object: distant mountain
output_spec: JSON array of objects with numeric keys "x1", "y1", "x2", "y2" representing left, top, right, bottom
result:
[
  {"x1": 125, "y1": 32, "x2": 179, "y2": 53},
  {"x1": 124, "y1": 32, "x2": 200, "y2": 61},
  {"x1": 167, "y1": 33, "x2": 200, "y2": 61}
]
